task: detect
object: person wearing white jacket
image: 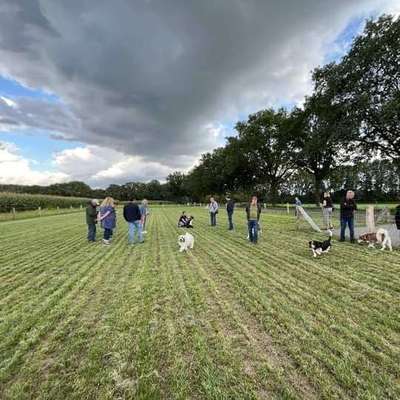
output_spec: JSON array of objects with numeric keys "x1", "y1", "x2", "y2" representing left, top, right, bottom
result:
[{"x1": 208, "y1": 197, "x2": 219, "y2": 226}]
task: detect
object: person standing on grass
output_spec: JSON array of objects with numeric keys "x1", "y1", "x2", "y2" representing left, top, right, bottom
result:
[
  {"x1": 340, "y1": 190, "x2": 357, "y2": 243},
  {"x1": 208, "y1": 197, "x2": 219, "y2": 226},
  {"x1": 123, "y1": 200, "x2": 143, "y2": 244},
  {"x1": 321, "y1": 192, "x2": 334, "y2": 230},
  {"x1": 395, "y1": 204, "x2": 400, "y2": 237},
  {"x1": 226, "y1": 196, "x2": 235, "y2": 230},
  {"x1": 98, "y1": 197, "x2": 116, "y2": 245},
  {"x1": 140, "y1": 199, "x2": 150, "y2": 234},
  {"x1": 86, "y1": 199, "x2": 99, "y2": 242},
  {"x1": 246, "y1": 195, "x2": 262, "y2": 244}
]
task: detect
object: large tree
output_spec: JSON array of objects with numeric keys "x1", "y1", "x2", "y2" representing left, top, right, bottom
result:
[
  {"x1": 291, "y1": 91, "x2": 352, "y2": 205},
  {"x1": 314, "y1": 15, "x2": 400, "y2": 162},
  {"x1": 232, "y1": 108, "x2": 297, "y2": 204}
]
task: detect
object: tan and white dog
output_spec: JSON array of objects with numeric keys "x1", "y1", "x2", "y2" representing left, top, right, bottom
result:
[
  {"x1": 358, "y1": 228, "x2": 393, "y2": 251},
  {"x1": 178, "y1": 232, "x2": 194, "y2": 252}
]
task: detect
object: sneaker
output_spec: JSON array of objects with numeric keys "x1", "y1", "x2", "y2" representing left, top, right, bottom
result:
[
  {"x1": 143, "y1": 231, "x2": 147, "y2": 234},
  {"x1": 102, "y1": 239, "x2": 110, "y2": 245}
]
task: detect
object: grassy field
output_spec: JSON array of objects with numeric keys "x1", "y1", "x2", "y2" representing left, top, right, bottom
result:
[{"x1": 0, "y1": 207, "x2": 399, "y2": 399}]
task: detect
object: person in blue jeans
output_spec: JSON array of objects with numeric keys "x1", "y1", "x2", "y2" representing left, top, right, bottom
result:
[
  {"x1": 99, "y1": 197, "x2": 116, "y2": 245},
  {"x1": 340, "y1": 190, "x2": 357, "y2": 243},
  {"x1": 245, "y1": 195, "x2": 262, "y2": 244},
  {"x1": 123, "y1": 200, "x2": 143, "y2": 244}
]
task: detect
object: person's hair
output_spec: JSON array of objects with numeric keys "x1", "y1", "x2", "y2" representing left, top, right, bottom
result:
[
  {"x1": 141, "y1": 199, "x2": 148, "y2": 205},
  {"x1": 101, "y1": 197, "x2": 114, "y2": 207}
]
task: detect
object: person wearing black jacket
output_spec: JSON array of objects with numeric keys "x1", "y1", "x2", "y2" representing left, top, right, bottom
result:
[
  {"x1": 86, "y1": 199, "x2": 99, "y2": 242},
  {"x1": 245, "y1": 196, "x2": 262, "y2": 244},
  {"x1": 226, "y1": 196, "x2": 235, "y2": 230},
  {"x1": 123, "y1": 200, "x2": 143, "y2": 244},
  {"x1": 321, "y1": 192, "x2": 334, "y2": 230},
  {"x1": 395, "y1": 205, "x2": 400, "y2": 231},
  {"x1": 340, "y1": 190, "x2": 357, "y2": 243}
]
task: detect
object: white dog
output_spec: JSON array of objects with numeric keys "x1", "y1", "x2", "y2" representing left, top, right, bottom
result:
[{"x1": 178, "y1": 232, "x2": 194, "y2": 252}]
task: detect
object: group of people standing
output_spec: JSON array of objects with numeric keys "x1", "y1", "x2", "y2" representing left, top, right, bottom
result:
[
  {"x1": 86, "y1": 197, "x2": 149, "y2": 245},
  {"x1": 207, "y1": 195, "x2": 262, "y2": 244}
]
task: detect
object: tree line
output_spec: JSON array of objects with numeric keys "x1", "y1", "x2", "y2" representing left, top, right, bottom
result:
[{"x1": 1, "y1": 15, "x2": 398, "y2": 205}]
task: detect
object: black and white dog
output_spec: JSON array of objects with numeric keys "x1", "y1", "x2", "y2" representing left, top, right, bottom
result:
[{"x1": 309, "y1": 230, "x2": 332, "y2": 257}]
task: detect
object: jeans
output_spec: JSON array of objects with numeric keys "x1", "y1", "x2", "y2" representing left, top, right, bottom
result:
[
  {"x1": 210, "y1": 212, "x2": 217, "y2": 226},
  {"x1": 87, "y1": 223, "x2": 96, "y2": 241},
  {"x1": 248, "y1": 220, "x2": 258, "y2": 243},
  {"x1": 227, "y1": 212, "x2": 234, "y2": 230},
  {"x1": 142, "y1": 215, "x2": 147, "y2": 231},
  {"x1": 104, "y1": 228, "x2": 113, "y2": 240},
  {"x1": 128, "y1": 221, "x2": 143, "y2": 244},
  {"x1": 340, "y1": 216, "x2": 354, "y2": 241}
]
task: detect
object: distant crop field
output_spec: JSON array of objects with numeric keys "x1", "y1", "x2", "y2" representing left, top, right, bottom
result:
[{"x1": 0, "y1": 207, "x2": 399, "y2": 399}]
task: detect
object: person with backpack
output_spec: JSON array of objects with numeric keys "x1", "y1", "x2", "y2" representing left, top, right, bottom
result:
[
  {"x1": 226, "y1": 196, "x2": 235, "y2": 230},
  {"x1": 245, "y1": 195, "x2": 262, "y2": 244},
  {"x1": 123, "y1": 200, "x2": 143, "y2": 244}
]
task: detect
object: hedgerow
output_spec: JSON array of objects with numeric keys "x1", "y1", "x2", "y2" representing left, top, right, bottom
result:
[{"x1": 0, "y1": 192, "x2": 89, "y2": 212}]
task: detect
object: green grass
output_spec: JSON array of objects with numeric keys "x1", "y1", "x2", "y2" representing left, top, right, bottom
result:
[{"x1": 0, "y1": 207, "x2": 399, "y2": 399}]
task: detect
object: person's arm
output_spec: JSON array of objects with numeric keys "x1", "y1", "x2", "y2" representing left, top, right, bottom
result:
[
  {"x1": 99, "y1": 210, "x2": 111, "y2": 221},
  {"x1": 123, "y1": 206, "x2": 127, "y2": 221}
]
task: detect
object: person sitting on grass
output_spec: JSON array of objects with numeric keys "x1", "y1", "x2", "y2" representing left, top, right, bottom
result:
[
  {"x1": 178, "y1": 211, "x2": 188, "y2": 227},
  {"x1": 245, "y1": 195, "x2": 262, "y2": 244}
]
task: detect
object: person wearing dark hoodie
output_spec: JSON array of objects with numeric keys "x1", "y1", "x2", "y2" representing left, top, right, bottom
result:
[
  {"x1": 226, "y1": 196, "x2": 235, "y2": 230},
  {"x1": 395, "y1": 204, "x2": 400, "y2": 233},
  {"x1": 245, "y1": 195, "x2": 262, "y2": 244},
  {"x1": 123, "y1": 200, "x2": 143, "y2": 244},
  {"x1": 340, "y1": 190, "x2": 357, "y2": 243},
  {"x1": 86, "y1": 199, "x2": 99, "y2": 242}
]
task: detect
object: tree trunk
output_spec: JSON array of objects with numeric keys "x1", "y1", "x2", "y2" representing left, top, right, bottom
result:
[
  {"x1": 269, "y1": 181, "x2": 279, "y2": 206},
  {"x1": 314, "y1": 175, "x2": 323, "y2": 206}
]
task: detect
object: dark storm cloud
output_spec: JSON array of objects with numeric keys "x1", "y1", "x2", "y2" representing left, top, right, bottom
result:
[{"x1": 0, "y1": 0, "x2": 387, "y2": 169}]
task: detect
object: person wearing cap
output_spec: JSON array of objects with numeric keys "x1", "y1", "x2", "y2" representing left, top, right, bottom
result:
[{"x1": 86, "y1": 199, "x2": 99, "y2": 242}]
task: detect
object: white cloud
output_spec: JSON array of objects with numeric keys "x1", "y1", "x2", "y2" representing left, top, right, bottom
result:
[
  {"x1": 52, "y1": 145, "x2": 187, "y2": 187},
  {"x1": 0, "y1": 141, "x2": 69, "y2": 185}
]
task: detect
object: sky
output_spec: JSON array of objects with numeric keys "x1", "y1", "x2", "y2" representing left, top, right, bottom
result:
[{"x1": 0, "y1": 0, "x2": 399, "y2": 188}]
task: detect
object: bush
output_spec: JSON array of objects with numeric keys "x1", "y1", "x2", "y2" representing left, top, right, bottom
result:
[{"x1": 0, "y1": 192, "x2": 90, "y2": 212}]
